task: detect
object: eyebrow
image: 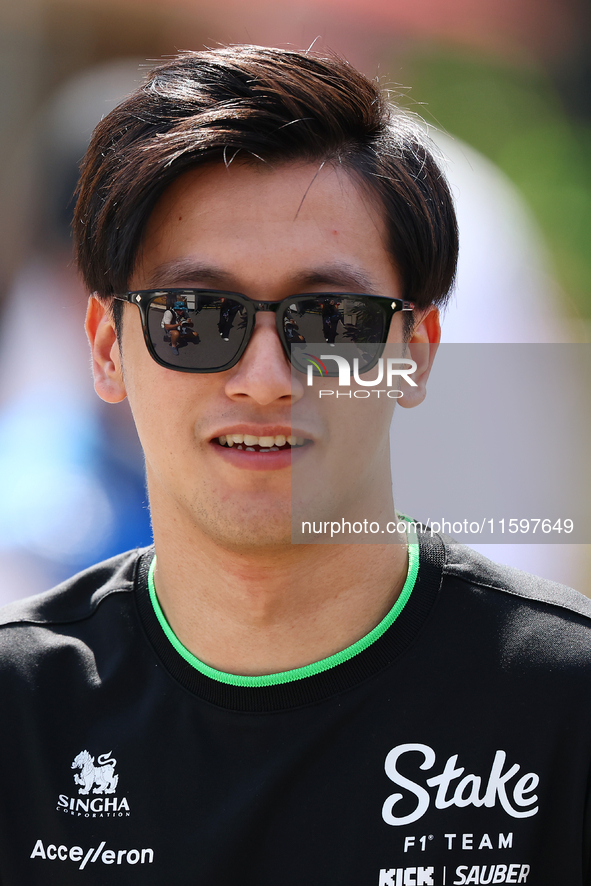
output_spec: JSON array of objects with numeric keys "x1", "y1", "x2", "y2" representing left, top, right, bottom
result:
[
  {"x1": 291, "y1": 265, "x2": 379, "y2": 293},
  {"x1": 147, "y1": 259, "x2": 232, "y2": 289},
  {"x1": 147, "y1": 259, "x2": 382, "y2": 295}
]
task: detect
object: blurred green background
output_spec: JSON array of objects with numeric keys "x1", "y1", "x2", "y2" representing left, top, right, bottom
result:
[{"x1": 404, "y1": 44, "x2": 591, "y2": 319}]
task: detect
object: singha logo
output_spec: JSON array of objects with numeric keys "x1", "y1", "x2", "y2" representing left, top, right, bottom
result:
[{"x1": 71, "y1": 750, "x2": 119, "y2": 796}]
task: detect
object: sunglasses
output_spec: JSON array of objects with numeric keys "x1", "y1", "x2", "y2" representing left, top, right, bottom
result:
[{"x1": 113, "y1": 289, "x2": 414, "y2": 376}]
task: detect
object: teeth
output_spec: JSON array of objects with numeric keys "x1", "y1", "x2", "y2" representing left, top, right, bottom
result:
[{"x1": 218, "y1": 433, "x2": 306, "y2": 448}]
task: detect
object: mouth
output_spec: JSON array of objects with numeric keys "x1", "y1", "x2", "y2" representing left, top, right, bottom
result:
[{"x1": 216, "y1": 433, "x2": 307, "y2": 452}]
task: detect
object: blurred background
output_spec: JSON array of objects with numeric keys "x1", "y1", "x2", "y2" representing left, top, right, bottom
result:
[{"x1": 0, "y1": 0, "x2": 589, "y2": 601}]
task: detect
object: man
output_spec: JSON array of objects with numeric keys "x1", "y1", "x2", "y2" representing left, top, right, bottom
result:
[
  {"x1": 217, "y1": 295, "x2": 243, "y2": 342},
  {"x1": 161, "y1": 293, "x2": 199, "y2": 356},
  {"x1": 0, "y1": 46, "x2": 589, "y2": 886}
]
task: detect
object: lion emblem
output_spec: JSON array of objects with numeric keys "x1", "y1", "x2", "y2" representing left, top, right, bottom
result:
[{"x1": 71, "y1": 750, "x2": 119, "y2": 795}]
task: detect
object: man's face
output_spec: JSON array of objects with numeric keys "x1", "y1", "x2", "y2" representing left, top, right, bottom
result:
[{"x1": 91, "y1": 161, "x2": 425, "y2": 550}]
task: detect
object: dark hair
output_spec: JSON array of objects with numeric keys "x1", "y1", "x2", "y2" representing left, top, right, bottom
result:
[{"x1": 73, "y1": 45, "x2": 458, "y2": 327}]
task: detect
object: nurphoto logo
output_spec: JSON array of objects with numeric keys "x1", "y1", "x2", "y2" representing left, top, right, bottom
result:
[{"x1": 305, "y1": 354, "x2": 417, "y2": 399}]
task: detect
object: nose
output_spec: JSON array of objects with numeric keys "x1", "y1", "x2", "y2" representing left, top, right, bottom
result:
[{"x1": 224, "y1": 312, "x2": 304, "y2": 406}]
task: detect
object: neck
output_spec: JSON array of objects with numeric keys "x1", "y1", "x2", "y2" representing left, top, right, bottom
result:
[{"x1": 149, "y1": 510, "x2": 410, "y2": 677}]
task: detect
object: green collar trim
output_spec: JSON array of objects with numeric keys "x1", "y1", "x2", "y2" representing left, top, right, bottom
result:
[{"x1": 147, "y1": 526, "x2": 419, "y2": 688}]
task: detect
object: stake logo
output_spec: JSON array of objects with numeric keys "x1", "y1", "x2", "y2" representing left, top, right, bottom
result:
[{"x1": 382, "y1": 744, "x2": 539, "y2": 826}]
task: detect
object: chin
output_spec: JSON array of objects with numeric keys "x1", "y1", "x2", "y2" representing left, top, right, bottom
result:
[
  {"x1": 192, "y1": 498, "x2": 294, "y2": 550},
  {"x1": 204, "y1": 521, "x2": 294, "y2": 551}
]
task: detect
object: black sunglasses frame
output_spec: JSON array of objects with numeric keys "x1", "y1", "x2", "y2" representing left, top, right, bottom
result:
[{"x1": 113, "y1": 289, "x2": 415, "y2": 375}]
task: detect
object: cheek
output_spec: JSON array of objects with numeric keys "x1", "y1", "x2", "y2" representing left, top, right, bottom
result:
[
  {"x1": 120, "y1": 325, "x2": 187, "y2": 443},
  {"x1": 127, "y1": 373, "x2": 180, "y2": 455},
  {"x1": 120, "y1": 335, "x2": 225, "y2": 459},
  {"x1": 320, "y1": 395, "x2": 396, "y2": 452}
]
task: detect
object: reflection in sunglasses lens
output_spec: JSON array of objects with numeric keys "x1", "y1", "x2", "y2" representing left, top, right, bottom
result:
[
  {"x1": 145, "y1": 293, "x2": 386, "y2": 373},
  {"x1": 148, "y1": 294, "x2": 247, "y2": 370},
  {"x1": 287, "y1": 297, "x2": 386, "y2": 376}
]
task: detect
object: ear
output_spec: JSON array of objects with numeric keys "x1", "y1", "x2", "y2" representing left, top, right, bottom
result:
[
  {"x1": 85, "y1": 295, "x2": 127, "y2": 403},
  {"x1": 398, "y1": 306, "x2": 440, "y2": 410}
]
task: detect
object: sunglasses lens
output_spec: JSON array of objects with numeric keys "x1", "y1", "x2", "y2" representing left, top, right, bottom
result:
[
  {"x1": 147, "y1": 293, "x2": 248, "y2": 371},
  {"x1": 143, "y1": 292, "x2": 391, "y2": 374},
  {"x1": 286, "y1": 296, "x2": 388, "y2": 375}
]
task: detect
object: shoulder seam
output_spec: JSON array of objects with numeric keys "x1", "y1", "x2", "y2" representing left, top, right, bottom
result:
[
  {"x1": 445, "y1": 568, "x2": 591, "y2": 622},
  {"x1": 0, "y1": 585, "x2": 133, "y2": 630}
]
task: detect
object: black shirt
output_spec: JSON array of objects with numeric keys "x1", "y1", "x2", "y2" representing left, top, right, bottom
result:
[{"x1": 1, "y1": 531, "x2": 590, "y2": 885}]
